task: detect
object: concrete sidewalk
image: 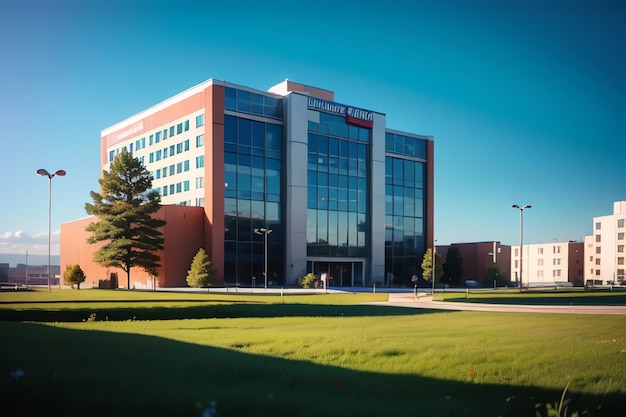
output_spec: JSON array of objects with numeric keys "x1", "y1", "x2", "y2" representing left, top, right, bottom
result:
[{"x1": 371, "y1": 293, "x2": 626, "y2": 315}]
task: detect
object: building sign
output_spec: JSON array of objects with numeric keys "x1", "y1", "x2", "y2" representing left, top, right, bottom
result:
[{"x1": 307, "y1": 97, "x2": 373, "y2": 128}]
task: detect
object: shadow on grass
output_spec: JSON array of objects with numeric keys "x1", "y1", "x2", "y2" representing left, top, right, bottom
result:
[
  {"x1": 445, "y1": 293, "x2": 626, "y2": 306},
  {"x1": 1, "y1": 322, "x2": 619, "y2": 417},
  {"x1": 0, "y1": 303, "x2": 445, "y2": 322}
]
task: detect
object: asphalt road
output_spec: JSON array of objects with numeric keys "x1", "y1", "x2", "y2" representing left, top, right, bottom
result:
[{"x1": 372, "y1": 293, "x2": 626, "y2": 315}]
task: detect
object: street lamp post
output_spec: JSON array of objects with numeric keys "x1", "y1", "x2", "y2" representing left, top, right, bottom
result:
[
  {"x1": 254, "y1": 227, "x2": 272, "y2": 289},
  {"x1": 512, "y1": 204, "x2": 531, "y2": 290},
  {"x1": 36, "y1": 169, "x2": 66, "y2": 291}
]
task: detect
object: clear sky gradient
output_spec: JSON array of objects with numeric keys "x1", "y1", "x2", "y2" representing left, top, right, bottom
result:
[{"x1": 1, "y1": 0, "x2": 624, "y2": 263}]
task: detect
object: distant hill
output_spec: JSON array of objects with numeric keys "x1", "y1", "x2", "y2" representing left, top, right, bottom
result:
[{"x1": 0, "y1": 253, "x2": 60, "y2": 267}]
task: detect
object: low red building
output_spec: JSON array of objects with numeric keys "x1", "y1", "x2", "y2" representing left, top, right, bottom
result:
[
  {"x1": 436, "y1": 241, "x2": 511, "y2": 287},
  {"x1": 60, "y1": 205, "x2": 207, "y2": 289}
]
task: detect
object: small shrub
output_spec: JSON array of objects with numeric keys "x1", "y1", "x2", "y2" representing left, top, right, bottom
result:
[
  {"x1": 297, "y1": 273, "x2": 317, "y2": 289},
  {"x1": 186, "y1": 248, "x2": 218, "y2": 288},
  {"x1": 64, "y1": 264, "x2": 86, "y2": 289}
]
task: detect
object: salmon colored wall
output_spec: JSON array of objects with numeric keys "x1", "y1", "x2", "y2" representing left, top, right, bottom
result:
[
  {"x1": 285, "y1": 80, "x2": 335, "y2": 101},
  {"x1": 60, "y1": 206, "x2": 205, "y2": 288},
  {"x1": 204, "y1": 85, "x2": 225, "y2": 282},
  {"x1": 157, "y1": 206, "x2": 206, "y2": 287},
  {"x1": 100, "y1": 91, "x2": 206, "y2": 166}
]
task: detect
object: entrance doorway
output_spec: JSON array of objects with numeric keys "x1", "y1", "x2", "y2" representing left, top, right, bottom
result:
[{"x1": 312, "y1": 261, "x2": 363, "y2": 287}]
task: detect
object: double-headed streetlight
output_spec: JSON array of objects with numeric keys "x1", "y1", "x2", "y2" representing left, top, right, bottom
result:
[
  {"x1": 37, "y1": 169, "x2": 66, "y2": 291},
  {"x1": 512, "y1": 204, "x2": 531, "y2": 290},
  {"x1": 254, "y1": 227, "x2": 272, "y2": 289}
]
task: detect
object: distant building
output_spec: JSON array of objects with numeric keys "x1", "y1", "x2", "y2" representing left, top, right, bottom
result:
[
  {"x1": 61, "y1": 78, "x2": 434, "y2": 288},
  {"x1": 584, "y1": 201, "x2": 626, "y2": 285},
  {"x1": 511, "y1": 241, "x2": 584, "y2": 287},
  {"x1": 436, "y1": 241, "x2": 511, "y2": 287},
  {"x1": 0, "y1": 263, "x2": 8, "y2": 282},
  {"x1": 7, "y1": 264, "x2": 60, "y2": 286}
]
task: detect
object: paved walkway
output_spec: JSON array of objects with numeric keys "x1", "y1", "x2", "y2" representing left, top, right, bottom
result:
[{"x1": 371, "y1": 293, "x2": 626, "y2": 315}]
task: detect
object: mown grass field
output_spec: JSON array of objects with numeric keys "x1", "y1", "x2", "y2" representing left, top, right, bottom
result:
[
  {"x1": 439, "y1": 287, "x2": 626, "y2": 305},
  {"x1": 1, "y1": 289, "x2": 625, "y2": 417}
]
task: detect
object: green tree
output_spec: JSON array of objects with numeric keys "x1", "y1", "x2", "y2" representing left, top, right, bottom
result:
[
  {"x1": 186, "y1": 248, "x2": 218, "y2": 288},
  {"x1": 63, "y1": 264, "x2": 86, "y2": 289},
  {"x1": 85, "y1": 149, "x2": 166, "y2": 289},
  {"x1": 443, "y1": 246, "x2": 463, "y2": 285},
  {"x1": 487, "y1": 264, "x2": 501, "y2": 288},
  {"x1": 420, "y1": 248, "x2": 444, "y2": 284}
]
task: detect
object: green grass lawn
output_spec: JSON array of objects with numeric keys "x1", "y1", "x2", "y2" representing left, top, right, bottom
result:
[
  {"x1": 1, "y1": 289, "x2": 625, "y2": 417},
  {"x1": 438, "y1": 287, "x2": 626, "y2": 305}
]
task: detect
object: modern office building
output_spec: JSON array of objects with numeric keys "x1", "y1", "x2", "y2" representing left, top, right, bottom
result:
[
  {"x1": 511, "y1": 241, "x2": 584, "y2": 287},
  {"x1": 61, "y1": 78, "x2": 434, "y2": 288},
  {"x1": 584, "y1": 201, "x2": 626, "y2": 285}
]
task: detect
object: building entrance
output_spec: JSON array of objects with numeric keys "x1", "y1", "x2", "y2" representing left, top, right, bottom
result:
[{"x1": 312, "y1": 261, "x2": 363, "y2": 287}]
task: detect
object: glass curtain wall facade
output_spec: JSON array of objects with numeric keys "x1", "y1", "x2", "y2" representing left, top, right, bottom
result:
[
  {"x1": 223, "y1": 87, "x2": 284, "y2": 285},
  {"x1": 385, "y1": 132, "x2": 427, "y2": 285},
  {"x1": 306, "y1": 113, "x2": 371, "y2": 286}
]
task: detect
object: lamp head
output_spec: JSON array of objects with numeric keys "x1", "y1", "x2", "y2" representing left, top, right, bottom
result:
[{"x1": 36, "y1": 169, "x2": 66, "y2": 178}]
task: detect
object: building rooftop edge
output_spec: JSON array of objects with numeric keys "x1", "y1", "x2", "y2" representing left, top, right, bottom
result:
[{"x1": 101, "y1": 78, "x2": 217, "y2": 136}]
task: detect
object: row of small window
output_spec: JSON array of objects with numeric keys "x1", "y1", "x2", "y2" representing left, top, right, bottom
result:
[
  {"x1": 154, "y1": 180, "x2": 190, "y2": 196},
  {"x1": 595, "y1": 233, "x2": 625, "y2": 242},
  {"x1": 148, "y1": 140, "x2": 192, "y2": 163},
  {"x1": 536, "y1": 246, "x2": 563, "y2": 254},
  {"x1": 385, "y1": 132, "x2": 427, "y2": 159},
  {"x1": 132, "y1": 115, "x2": 203, "y2": 152},
  {"x1": 536, "y1": 258, "x2": 563, "y2": 266},
  {"x1": 225, "y1": 87, "x2": 283, "y2": 120},
  {"x1": 308, "y1": 113, "x2": 370, "y2": 142},
  {"x1": 385, "y1": 157, "x2": 425, "y2": 189},
  {"x1": 587, "y1": 268, "x2": 625, "y2": 276},
  {"x1": 595, "y1": 219, "x2": 625, "y2": 229},
  {"x1": 152, "y1": 161, "x2": 191, "y2": 179},
  {"x1": 533, "y1": 270, "x2": 564, "y2": 278},
  {"x1": 224, "y1": 115, "x2": 282, "y2": 159},
  {"x1": 591, "y1": 257, "x2": 626, "y2": 265}
]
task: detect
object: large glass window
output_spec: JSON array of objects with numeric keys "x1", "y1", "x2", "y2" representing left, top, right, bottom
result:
[
  {"x1": 385, "y1": 132, "x2": 427, "y2": 159},
  {"x1": 225, "y1": 87, "x2": 283, "y2": 120},
  {"x1": 385, "y1": 156, "x2": 426, "y2": 283},
  {"x1": 307, "y1": 114, "x2": 370, "y2": 258},
  {"x1": 223, "y1": 114, "x2": 284, "y2": 286}
]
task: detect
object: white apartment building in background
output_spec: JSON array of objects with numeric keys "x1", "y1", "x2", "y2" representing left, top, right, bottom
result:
[
  {"x1": 511, "y1": 241, "x2": 584, "y2": 287},
  {"x1": 584, "y1": 201, "x2": 626, "y2": 285}
]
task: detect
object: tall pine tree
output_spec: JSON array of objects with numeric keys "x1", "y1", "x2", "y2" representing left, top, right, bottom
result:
[{"x1": 85, "y1": 149, "x2": 166, "y2": 289}]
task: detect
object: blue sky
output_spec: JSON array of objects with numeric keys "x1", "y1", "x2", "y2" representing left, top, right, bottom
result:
[{"x1": 1, "y1": 0, "x2": 624, "y2": 264}]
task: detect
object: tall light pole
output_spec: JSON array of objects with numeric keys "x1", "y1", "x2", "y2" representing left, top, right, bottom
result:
[
  {"x1": 512, "y1": 204, "x2": 531, "y2": 290},
  {"x1": 254, "y1": 227, "x2": 272, "y2": 289},
  {"x1": 432, "y1": 242, "x2": 437, "y2": 295},
  {"x1": 37, "y1": 169, "x2": 66, "y2": 291}
]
